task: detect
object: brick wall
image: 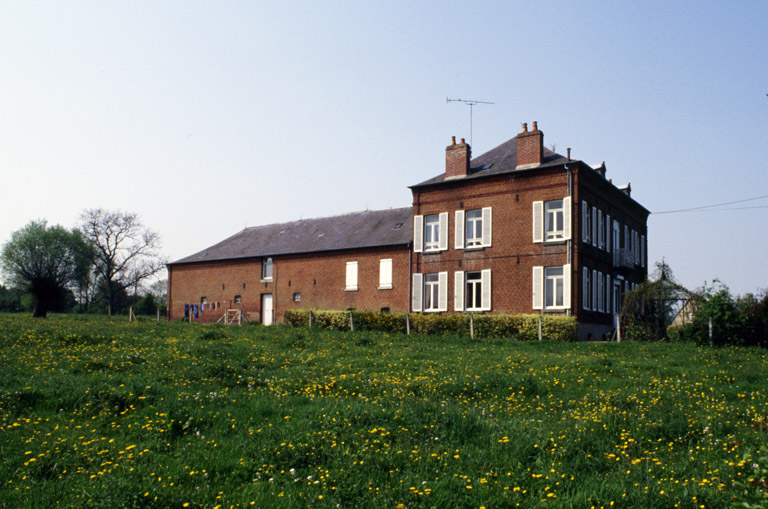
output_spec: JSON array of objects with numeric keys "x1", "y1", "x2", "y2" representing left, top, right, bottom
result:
[{"x1": 168, "y1": 245, "x2": 410, "y2": 324}]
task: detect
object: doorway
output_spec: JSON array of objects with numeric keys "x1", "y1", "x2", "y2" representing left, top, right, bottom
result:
[{"x1": 261, "y1": 294, "x2": 273, "y2": 325}]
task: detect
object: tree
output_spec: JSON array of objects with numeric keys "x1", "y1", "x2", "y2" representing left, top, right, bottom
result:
[
  {"x1": 0, "y1": 220, "x2": 93, "y2": 317},
  {"x1": 79, "y1": 209, "x2": 165, "y2": 315}
]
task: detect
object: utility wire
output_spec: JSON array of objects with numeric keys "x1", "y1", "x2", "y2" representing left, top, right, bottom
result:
[{"x1": 652, "y1": 193, "x2": 768, "y2": 215}]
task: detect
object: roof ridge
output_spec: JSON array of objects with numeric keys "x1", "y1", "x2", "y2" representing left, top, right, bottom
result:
[{"x1": 242, "y1": 205, "x2": 412, "y2": 231}]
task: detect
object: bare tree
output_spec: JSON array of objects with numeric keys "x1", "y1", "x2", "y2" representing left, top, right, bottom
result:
[{"x1": 79, "y1": 209, "x2": 165, "y2": 315}]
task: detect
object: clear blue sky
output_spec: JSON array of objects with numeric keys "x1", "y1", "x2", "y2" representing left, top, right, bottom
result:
[{"x1": 2, "y1": 1, "x2": 767, "y2": 295}]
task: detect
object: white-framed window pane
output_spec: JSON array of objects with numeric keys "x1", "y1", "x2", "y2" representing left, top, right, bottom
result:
[
  {"x1": 545, "y1": 200, "x2": 564, "y2": 241},
  {"x1": 465, "y1": 209, "x2": 483, "y2": 247},
  {"x1": 424, "y1": 215, "x2": 440, "y2": 251},
  {"x1": 544, "y1": 266, "x2": 564, "y2": 309},
  {"x1": 345, "y1": 261, "x2": 358, "y2": 290},
  {"x1": 262, "y1": 257, "x2": 273, "y2": 280},
  {"x1": 424, "y1": 273, "x2": 440, "y2": 311},
  {"x1": 466, "y1": 272, "x2": 482, "y2": 310}
]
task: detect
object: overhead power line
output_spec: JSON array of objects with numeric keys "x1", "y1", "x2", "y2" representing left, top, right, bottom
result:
[{"x1": 652, "y1": 193, "x2": 768, "y2": 215}]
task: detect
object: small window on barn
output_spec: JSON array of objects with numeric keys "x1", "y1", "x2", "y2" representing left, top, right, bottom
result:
[
  {"x1": 200, "y1": 296, "x2": 208, "y2": 305},
  {"x1": 293, "y1": 293, "x2": 301, "y2": 302},
  {"x1": 234, "y1": 295, "x2": 242, "y2": 304},
  {"x1": 262, "y1": 258, "x2": 273, "y2": 281},
  {"x1": 380, "y1": 307, "x2": 391, "y2": 314}
]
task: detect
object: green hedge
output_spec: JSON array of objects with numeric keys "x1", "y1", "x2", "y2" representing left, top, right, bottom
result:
[{"x1": 283, "y1": 309, "x2": 578, "y2": 341}]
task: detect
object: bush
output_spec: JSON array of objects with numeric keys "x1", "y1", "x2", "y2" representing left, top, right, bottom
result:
[{"x1": 283, "y1": 309, "x2": 578, "y2": 341}]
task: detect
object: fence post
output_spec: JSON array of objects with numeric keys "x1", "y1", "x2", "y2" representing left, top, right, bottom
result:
[
  {"x1": 616, "y1": 314, "x2": 621, "y2": 342},
  {"x1": 308, "y1": 310, "x2": 313, "y2": 328},
  {"x1": 538, "y1": 313, "x2": 542, "y2": 341},
  {"x1": 470, "y1": 313, "x2": 475, "y2": 339},
  {"x1": 708, "y1": 317, "x2": 713, "y2": 346},
  {"x1": 349, "y1": 312, "x2": 354, "y2": 332},
  {"x1": 406, "y1": 313, "x2": 410, "y2": 335}
]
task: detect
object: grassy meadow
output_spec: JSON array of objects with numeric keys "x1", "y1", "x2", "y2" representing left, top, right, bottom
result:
[{"x1": 0, "y1": 314, "x2": 766, "y2": 508}]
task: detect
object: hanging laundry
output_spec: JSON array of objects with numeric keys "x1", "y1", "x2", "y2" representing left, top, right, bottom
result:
[{"x1": 184, "y1": 304, "x2": 190, "y2": 318}]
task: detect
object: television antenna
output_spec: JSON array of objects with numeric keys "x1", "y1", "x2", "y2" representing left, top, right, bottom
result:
[{"x1": 446, "y1": 98, "x2": 494, "y2": 146}]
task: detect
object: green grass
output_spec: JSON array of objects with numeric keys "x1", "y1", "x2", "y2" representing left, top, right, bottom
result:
[{"x1": 0, "y1": 314, "x2": 766, "y2": 508}]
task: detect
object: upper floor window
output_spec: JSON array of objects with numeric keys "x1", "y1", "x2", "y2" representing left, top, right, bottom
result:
[
  {"x1": 424, "y1": 214, "x2": 440, "y2": 251},
  {"x1": 234, "y1": 295, "x2": 242, "y2": 304},
  {"x1": 413, "y1": 213, "x2": 448, "y2": 253},
  {"x1": 455, "y1": 207, "x2": 492, "y2": 249},
  {"x1": 545, "y1": 200, "x2": 564, "y2": 241},
  {"x1": 533, "y1": 198, "x2": 570, "y2": 243},
  {"x1": 262, "y1": 257, "x2": 273, "y2": 281}
]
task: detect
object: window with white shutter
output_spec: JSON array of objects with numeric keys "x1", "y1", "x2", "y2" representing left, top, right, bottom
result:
[
  {"x1": 532, "y1": 266, "x2": 543, "y2": 310},
  {"x1": 378, "y1": 259, "x2": 392, "y2": 289},
  {"x1": 592, "y1": 269, "x2": 598, "y2": 311},
  {"x1": 412, "y1": 273, "x2": 423, "y2": 312},
  {"x1": 582, "y1": 201, "x2": 589, "y2": 243},
  {"x1": 592, "y1": 206, "x2": 597, "y2": 247},
  {"x1": 641, "y1": 234, "x2": 646, "y2": 268},
  {"x1": 606, "y1": 274, "x2": 612, "y2": 314},
  {"x1": 533, "y1": 201, "x2": 544, "y2": 243},
  {"x1": 454, "y1": 271, "x2": 464, "y2": 311},
  {"x1": 413, "y1": 215, "x2": 423, "y2": 253},
  {"x1": 437, "y1": 271, "x2": 448, "y2": 311},
  {"x1": 455, "y1": 210, "x2": 465, "y2": 250},
  {"x1": 583, "y1": 267, "x2": 590, "y2": 310},
  {"x1": 481, "y1": 269, "x2": 491, "y2": 311},
  {"x1": 606, "y1": 214, "x2": 611, "y2": 254},
  {"x1": 345, "y1": 261, "x2": 358, "y2": 291},
  {"x1": 481, "y1": 207, "x2": 492, "y2": 247},
  {"x1": 438, "y1": 213, "x2": 448, "y2": 251}
]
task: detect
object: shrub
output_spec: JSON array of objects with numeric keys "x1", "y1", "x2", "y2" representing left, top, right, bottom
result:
[{"x1": 282, "y1": 309, "x2": 578, "y2": 341}]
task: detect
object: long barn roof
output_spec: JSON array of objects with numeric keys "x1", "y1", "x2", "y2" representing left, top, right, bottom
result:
[{"x1": 169, "y1": 207, "x2": 413, "y2": 265}]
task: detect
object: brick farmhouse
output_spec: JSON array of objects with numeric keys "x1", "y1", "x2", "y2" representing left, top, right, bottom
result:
[{"x1": 167, "y1": 122, "x2": 649, "y2": 340}]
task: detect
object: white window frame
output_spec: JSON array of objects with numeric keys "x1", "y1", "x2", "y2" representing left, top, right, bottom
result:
[
  {"x1": 457, "y1": 207, "x2": 492, "y2": 249},
  {"x1": 456, "y1": 269, "x2": 491, "y2": 312},
  {"x1": 415, "y1": 213, "x2": 448, "y2": 253},
  {"x1": 534, "y1": 198, "x2": 570, "y2": 244},
  {"x1": 261, "y1": 257, "x2": 273, "y2": 281},
  {"x1": 465, "y1": 209, "x2": 483, "y2": 248},
  {"x1": 424, "y1": 214, "x2": 440, "y2": 252},
  {"x1": 592, "y1": 206, "x2": 598, "y2": 247},
  {"x1": 378, "y1": 258, "x2": 393, "y2": 290},
  {"x1": 345, "y1": 261, "x2": 358, "y2": 291},
  {"x1": 597, "y1": 271, "x2": 604, "y2": 312},
  {"x1": 419, "y1": 271, "x2": 447, "y2": 312},
  {"x1": 582, "y1": 201, "x2": 591, "y2": 244},
  {"x1": 533, "y1": 265, "x2": 571, "y2": 311},
  {"x1": 583, "y1": 267, "x2": 591, "y2": 311},
  {"x1": 545, "y1": 200, "x2": 565, "y2": 242},
  {"x1": 598, "y1": 210, "x2": 605, "y2": 250}
]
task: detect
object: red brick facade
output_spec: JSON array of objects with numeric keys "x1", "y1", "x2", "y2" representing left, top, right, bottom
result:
[{"x1": 168, "y1": 122, "x2": 648, "y2": 339}]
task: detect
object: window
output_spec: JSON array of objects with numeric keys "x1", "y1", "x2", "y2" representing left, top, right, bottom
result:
[
  {"x1": 545, "y1": 200, "x2": 564, "y2": 241},
  {"x1": 583, "y1": 267, "x2": 592, "y2": 311},
  {"x1": 424, "y1": 215, "x2": 440, "y2": 251},
  {"x1": 345, "y1": 261, "x2": 358, "y2": 291},
  {"x1": 640, "y1": 234, "x2": 646, "y2": 268},
  {"x1": 598, "y1": 210, "x2": 605, "y2": 249},
  {"x1": 378, "y1": 258, "x2": 393, "y2": 289},
  {"x1": 413, "y1": 213, "x2": 448, "y2": 252},
  {"x1": 533, "y1": 199, "x2": 570, "y2": 243},
  {"x1": 200, "y1": 296, "x2": 208, "y2": 305},
  {"x1": 234, "y1": 295, "x2": 242, "y2": 304},
  {"x1": 411, "y1": 272, "x2": 447, "y2": 312},
  {"x1": 262, "y1": 257, "x2": 273, "y2": 281},
  {"x1": 532, "y1": 265, "x2": 571, "y2": 310},
  {"x1": 454, "y1": 269, "x2": 492, "y2": 311},
  {"x1": 456, "y1": 207, "x2": 492, "y2": 249},
  {"x1": 582, "y1": 201, "x2": 591, "y2": 244},
  {"x1": 293, "y1": 292, "x2": 301, "y2": 302}
]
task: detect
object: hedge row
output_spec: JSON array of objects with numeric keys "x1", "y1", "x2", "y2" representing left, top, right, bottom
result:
[{"x1": 283, "y1": 309, "x2": 578, "y2": 341}]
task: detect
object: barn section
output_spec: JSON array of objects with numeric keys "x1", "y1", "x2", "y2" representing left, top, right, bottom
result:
[{"x1": 167, "y1": 207, "x2": 413, "y2": 324}]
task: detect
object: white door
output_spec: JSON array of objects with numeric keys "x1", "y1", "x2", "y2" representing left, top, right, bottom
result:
[{"x1": 262, "y1": 294, "x2": 273, "y2": 325}]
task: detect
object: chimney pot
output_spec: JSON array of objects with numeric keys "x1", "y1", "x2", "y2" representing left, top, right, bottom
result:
[
  {"x1": 516, "y1": 121, "x2": 544, "y2": 168},
  {"x1": 522, "y1": 122, "x2": 528, "y2": 133},
  {"x1": 532, "y1": 121, "x2": 538, "y2": 131},
  {"x1": 451, "y1": 136, "x2": 456, "y2": 145},
  {"x1": 460, "y1": 138, "x2": 465, "y2": 144},
  {"x1": 445, "y1": 136, "x2": 471, "y2": 178}
]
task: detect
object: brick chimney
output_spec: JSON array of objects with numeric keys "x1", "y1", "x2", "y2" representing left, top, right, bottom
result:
[
  {"x1": 445, "y1": 136, "x2": 471, "y2": 179},
  {"x1": 516, "y1": 121, "x2": 543, "y2": 168}
]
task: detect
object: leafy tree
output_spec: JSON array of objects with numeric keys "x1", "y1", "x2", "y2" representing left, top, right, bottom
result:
[
  {"x1": 0, "y1": 220, "x2": 92, "y2": 317},
  {"x1": 0, "y1": 284, "x2": 22, "y2": 312},
  {"x1": 79, "y1": 209, "x2": 165, "y2": 315},
  {"x1": 688, "y1": 281, "x2": 748, "y2": 346}
]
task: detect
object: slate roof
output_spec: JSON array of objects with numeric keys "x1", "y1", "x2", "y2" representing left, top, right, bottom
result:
[
  {"x1": 170, "y1": 207, "x2": 413, "y2": 265},
  {"x1": 411, "y1": 136, "x2": 570, "y2": 188}
]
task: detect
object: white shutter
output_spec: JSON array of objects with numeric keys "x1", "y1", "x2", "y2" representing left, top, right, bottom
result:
[
  {"x1": 412, "y1": 273, "x2": 423, "y2": 312},
  {"x1": 482, "y1": 207, "x2": 492, "y2": 247},
  {"x1": 438, "y1": 271, "x2": 448, "y2": 311},
  {"x1": 379, "y1": 259, "x2": 392, "y2": 289},
  {"x1": 563, "y1": 196, "x2": 572, "y2": 241},
  {"x1": 641, "y1": 234, "x2": 646, "y2": 268},
  {"x1": 532, "y1": 266, "x2": 543, "y2": 310},
  {"x1": 592, "y1": 269, "x2": 598, "y2": 311},
  {"x1": 583, "y1": 267, "x2": 590, "y2": 310},
  {"x1": 533, "y1": 201, "x2": 544, "y2": 243},
  {"x1": 598, "y1": 210, "x2": 604, "y2": 249},
  {"x1": 633, "y1": 230, "x2": 639, "y2": 265},
  {"x1": 606, "y1": 275, "x2": 611, "y2": 314},
  {"x1": 454, "y1": 271, "x2": 465, "y2": 311},
  {"x1": 563, "y1": 264, "x2": 571, "y2": 309},
  {"x1": 481, "y1": 269, "x2": 491, "y2": 310},
  {"x1": 582, "y1": 201, "x2": 588, "y2": 243},
  {"x1": 598, "y1": 272, "x2": 604, "y2": 312},
  {"x1": 591, "y1": 206, "x2": 597, "y2": 246},
  {"x1": 605, "y1": 214, "x2": 611, "y2": 254},
  {"x1": 413, "y1": 215, "x2": 423, "y2": 253},
  {"x1": 455, "y1": 210, "x2": 465, "y2": 250},
  {"x1": 346, "y1": 261, "x2": 358, "y2": 291},
  {"x1": 438, "y1": 212, "x2": 448, "y2": 251}
]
